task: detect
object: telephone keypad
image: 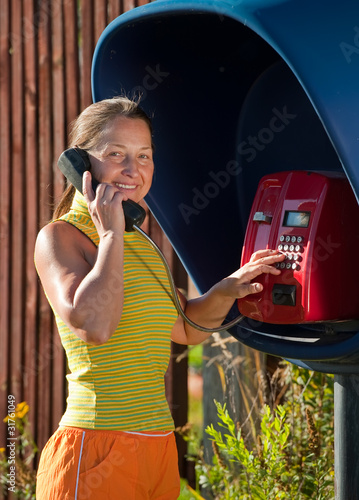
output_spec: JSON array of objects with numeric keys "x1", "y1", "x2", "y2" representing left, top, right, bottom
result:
[{"x1": 276, "y1": 234, "x2": 305, "y2": 271}]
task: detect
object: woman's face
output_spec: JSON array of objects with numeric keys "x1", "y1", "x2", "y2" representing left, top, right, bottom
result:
[{"x1": 89, "y1": 116, "x2": 154, "y2": 203}]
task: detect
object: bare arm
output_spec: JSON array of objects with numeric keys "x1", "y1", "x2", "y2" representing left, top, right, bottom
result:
[
  {"x1": 171, "y1": 249, "x2": 285, "y2": 345},
  {"x1": 34, "y1": 172, "x2": 128, "y2": 345}
]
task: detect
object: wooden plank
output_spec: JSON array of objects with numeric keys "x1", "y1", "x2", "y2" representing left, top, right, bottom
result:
[
  {"x1": 80, "y1": 0, "x2": 95, "y2": 109},
  {"x1": 123, "y1": 0, "x2": 135, "y2": 12},
  {"x1": 108, "y1": 0, "x2": 122, "y2": 21},
  {"x1": 51, "y1": 0, "x2": 66, "y2": 202},
  {"x1": 0, "y1": 0, "x2": 11, "y2": 449},
  {"x1": 63, "y1": 0, "x2": 80, "y2": 126},
  {"x1": 10, "y1": 0, "x2": 25, "y2": 409},
  {"x1": 38, "y1": 1, "x2": 53, "y2": 228},
  {"x1": 165, "y1": 342, "x2": 188, "y2": 478},
  {"x1": 94, "y1": 0, "x2": 108, "y2": 46},
  {"x1": 23, "y1": 0, "x2": 39, "y2": 450}
]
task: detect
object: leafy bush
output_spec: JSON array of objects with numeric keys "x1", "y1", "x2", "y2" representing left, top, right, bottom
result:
[{"x1": 179, "y1": 361, "x2": 335, "y2": 500}]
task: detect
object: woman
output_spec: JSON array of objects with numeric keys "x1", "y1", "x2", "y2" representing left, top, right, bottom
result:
[{"x1": 34, "y1": 96, "x2": 284, "y2": 499}]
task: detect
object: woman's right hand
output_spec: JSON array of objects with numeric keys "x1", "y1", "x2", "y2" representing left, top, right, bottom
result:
[{"x1": 82, "y1": 170, "x2": 128, "y2": 237}]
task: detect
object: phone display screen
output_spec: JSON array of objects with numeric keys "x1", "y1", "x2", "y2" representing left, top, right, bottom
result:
[{"x1": 283, "y1": 211, "x2": 311, "y2": 228}]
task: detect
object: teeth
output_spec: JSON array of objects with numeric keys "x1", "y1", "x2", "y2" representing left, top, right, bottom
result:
[{"x1": 115, "y1": 183, "x2": 136, "y2": 189}]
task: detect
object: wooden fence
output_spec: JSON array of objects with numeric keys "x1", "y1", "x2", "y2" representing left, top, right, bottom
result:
[{"x1": 0, "y1": 0, "x2": 189, "y2": 491}]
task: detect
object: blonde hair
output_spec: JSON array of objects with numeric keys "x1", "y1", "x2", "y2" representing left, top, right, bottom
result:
[{"x1": 54, "y1": 96, "x2": 153, "y2": 219}]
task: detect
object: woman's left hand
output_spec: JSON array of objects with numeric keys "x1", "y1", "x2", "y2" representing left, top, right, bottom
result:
[
  {"x1": 171, "y1": 248, "x2": 285, "y2": 345},
  {"x1": 218, "y1": 249, "x2": 285, "y2": 299}
]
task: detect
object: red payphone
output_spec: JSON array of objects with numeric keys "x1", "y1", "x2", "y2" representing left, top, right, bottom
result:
[{"x1": 237, "y1": 171, "x2": 359, "y2": 324}]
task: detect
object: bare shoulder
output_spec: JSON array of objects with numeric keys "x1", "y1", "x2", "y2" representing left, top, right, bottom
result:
[
  {"x1": 35, "y1": 221, "x2": 95, "y2": 277},
  {"x1": 36, "y1": 221, "x2": 87, "y2": 258},
  {"x1": 36, "y1": 220, "x2": 74, "y2": 248}
]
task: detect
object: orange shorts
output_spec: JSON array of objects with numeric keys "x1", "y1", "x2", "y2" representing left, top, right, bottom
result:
[{"x1": 36, "y1": 427, "x2": 181, "y2": 500}]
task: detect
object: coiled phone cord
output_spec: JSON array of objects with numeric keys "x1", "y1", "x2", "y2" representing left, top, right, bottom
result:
[{"x1": 134, "y1": 226, "x2": 245, "y2": 333}]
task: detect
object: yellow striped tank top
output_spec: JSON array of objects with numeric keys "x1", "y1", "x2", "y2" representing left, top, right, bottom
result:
[{"x1": 55, "y1": 190, "x2": 178, "y2": 431}]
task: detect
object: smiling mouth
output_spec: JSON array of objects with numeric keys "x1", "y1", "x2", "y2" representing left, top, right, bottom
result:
[{"x1": 115, "y1": 183, "x2": 136, "y2": 190}]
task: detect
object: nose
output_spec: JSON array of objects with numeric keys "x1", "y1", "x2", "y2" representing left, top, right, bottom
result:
[{"x1": 121, "y1": 156, "x2": 139, "y2": 178}]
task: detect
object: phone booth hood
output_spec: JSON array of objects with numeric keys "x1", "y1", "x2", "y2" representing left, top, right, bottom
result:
[{"x1": 92, "y1": 0, "x2": 359, "y2": 374}]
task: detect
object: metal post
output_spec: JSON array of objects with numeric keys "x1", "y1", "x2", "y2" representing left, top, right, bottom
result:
[{"x1": 334, "y1": 374, "x2": 359, "y2": 499}]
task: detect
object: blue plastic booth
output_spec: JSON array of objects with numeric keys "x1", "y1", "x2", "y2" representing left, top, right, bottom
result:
[{"x1": 91, "y1": 0, "x2": 359, "y2": 375}]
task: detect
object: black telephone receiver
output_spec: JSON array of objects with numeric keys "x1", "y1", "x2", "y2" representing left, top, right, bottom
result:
[{"x1": 57, "y1": 147, "x2": 146, "y2": 232}]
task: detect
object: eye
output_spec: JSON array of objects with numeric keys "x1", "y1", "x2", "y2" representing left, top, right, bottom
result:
[
  {"x1": 139, "y1": 153, "x2": 153, "y2": 160},
  {"x1": 108, "y1": 151, "x2": 126, "y2": 160}
]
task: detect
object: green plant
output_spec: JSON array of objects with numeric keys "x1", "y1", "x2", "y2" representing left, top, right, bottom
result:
[
  {"x1": 192, "y1": 362, "x2": 334, "y2": 500},
  {"x1": 0, "y1": 402, "x2": 37, "y2": 499}
]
